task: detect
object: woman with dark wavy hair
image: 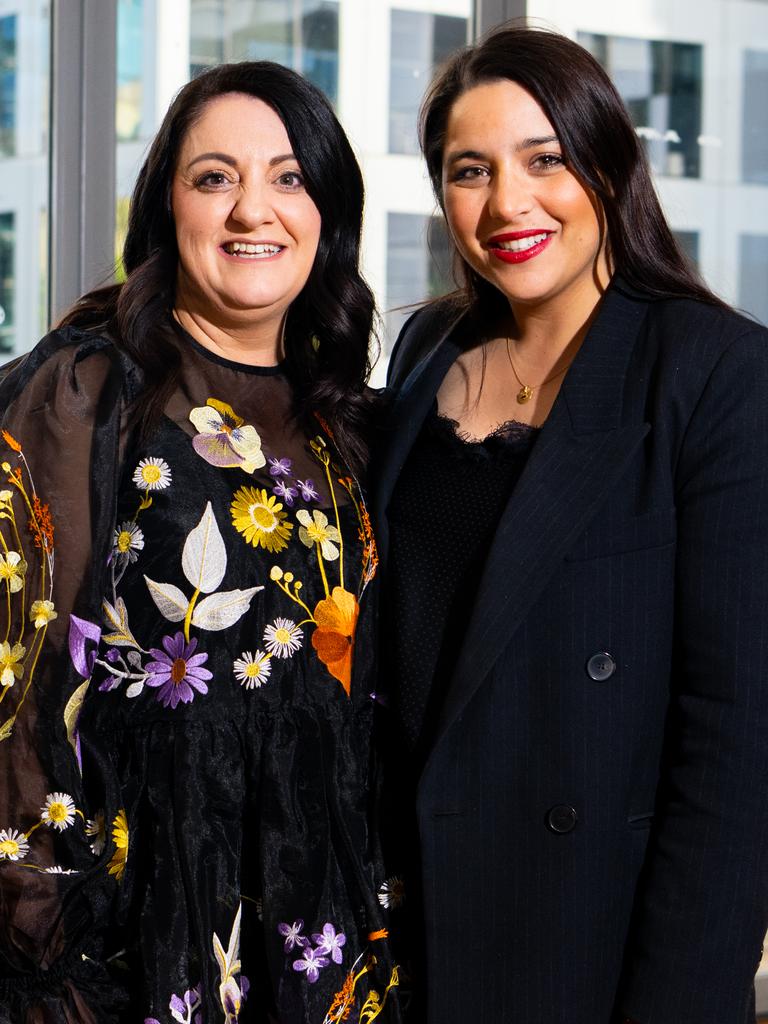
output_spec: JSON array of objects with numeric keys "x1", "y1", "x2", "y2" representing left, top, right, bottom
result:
[
  {"x1": 375, "y1": 24, "x2": 768, "y2": 1024},
  {"x1": 0, "y1": 62, "x2": 399, "y2": 1023}
]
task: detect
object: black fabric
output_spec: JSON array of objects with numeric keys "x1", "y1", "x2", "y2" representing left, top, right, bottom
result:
[
  {"x1": 0, "y1": 327, "x2": 400, "y2": 1024},
  {"x1": 384, "y1": 406, "x2": 538, "y2": 753},
  {"x1": 373, "y1": 279, "x2": 768, "y2": 1024}
]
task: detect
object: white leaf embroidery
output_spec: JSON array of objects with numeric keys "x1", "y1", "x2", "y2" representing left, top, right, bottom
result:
[
  {"x1": 126, "y1": 680, "x2": 145, "y2": 698},
  {"x1": 182, "y1": 502, "x2": 227, "y2": 594},
  {"x1": 191, "y1": 586, "x2": 263, "y2": 631},
  {"x1": 213, "y1": 903, "x2": 243, "y2": 1021},
  {"x1": 144, "y1": 577, "x2": 189, "y2": 622},
  {"x1": 102, "y1": 597, "x2": 141, "y2": 648}
]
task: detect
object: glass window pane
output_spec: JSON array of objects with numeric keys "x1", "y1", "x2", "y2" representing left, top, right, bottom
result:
[
  {"x1": 739, "y1": 234, "x2": 768, "y2": 325},
  {"x1": 385, "y1": 212, "x2": 453, "y2": 348},
  {"x1": 0, "y1": 2, "x2": 49, "y2": 356},
  {"x1": 743, "y1": 49, "x2": 768, "y2": 185}
]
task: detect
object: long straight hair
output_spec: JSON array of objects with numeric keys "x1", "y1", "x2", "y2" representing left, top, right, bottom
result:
[
  {"x1": 419, "y1": 24, "x2": 724, "y2": 319},
  {"x1": 60, "y1": 62, "x2": 377, "y2": 473}
]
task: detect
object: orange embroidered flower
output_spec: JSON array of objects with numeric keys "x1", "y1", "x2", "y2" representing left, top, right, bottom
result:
[
  {"x1": 1, "y1": 430, "x2": 21, "y2": 453},
  {"x1": 28, "y1": 495, "x2": 54, "y2": 550},
  {"x1": 326, "y1": 969, "x2": 356, "y2": 1021},
  {"x1": 311, "y1": 586, "x2": 359, "y2": 696}
]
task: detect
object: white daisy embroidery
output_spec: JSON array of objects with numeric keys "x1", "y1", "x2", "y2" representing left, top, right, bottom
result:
[
  {"x1": 132, "y1": 457, "x2": 172, "y2": 491},
  {"x1": 0, "y1": 828, "x2": 29, "y2": 861},
  {"x1": 113, "y1": 521, "x2": 145, "y2": 562},
  {"x1": 233, "y1": 650, "x2": 272, "y2": 689},
  {"x1": 377, "y1": 875, "x2": 405, "y2": 910},
  {"x1": 85, "y1": 811, "x2": 107, "y2": 855},
  {"x1": 263, "y1": 618, "x2": 303, "y2": 659},
  {"x1": 44, "y1": 866, "x2": 79, "y2": 874},
  {"x1": 40, "y1": 792, "x2": 76, "y2": 832}
]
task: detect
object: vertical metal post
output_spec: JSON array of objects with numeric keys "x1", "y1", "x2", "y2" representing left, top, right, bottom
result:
[{"x1": 50, "y1": 0, "x2": 117, "y2": 321}]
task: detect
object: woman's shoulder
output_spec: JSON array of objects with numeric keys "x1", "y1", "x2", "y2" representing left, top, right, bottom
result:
[
  {"x1": 387, "y1": 296, "x2": 469, "y2": 390},
  {"x1": 0, "y1": 325, "x2": 142, "y2": 413}
]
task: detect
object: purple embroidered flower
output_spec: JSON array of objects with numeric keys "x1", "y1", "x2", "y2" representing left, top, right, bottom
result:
[
  {"x1": 98, "y1": 675, "x2": 122, "y2": 692},
  {"x1": 278, "y1": 919, "x2": 309, "y2": 952},
  {"x1": 268, "y1": 456, "x2": 293, "y2": 477},
  {"x1": 293, "y1": 946, "x2": 329, "y2": 983},
  {"x1": 144, "y1": 1019, "x2": 161, "y2": 1024},
  {"x1": 311, "y1": 922, "x2": 346, "y2": 964},
  {"x1": 223, "y1": 976, "x2": 249, "y2": 1015},
  {"x1": 273, "y1": 480, "x2": 298, "y2": 506},
  {"x1": 296, "y1": 478, "x2": 319, "y2": 502},
  {"x1": 170, "y1": 985, "x2": 202, "y2": 1024},
  {"x1": 145, "y1": 632, "x2": 212, "y2": 709},
  {"x1": 105, "y1": 648, "x2": 120, "y2": 663},
  {"x1": 68, "y1": 614, "x2": 102, "y2": 677}
]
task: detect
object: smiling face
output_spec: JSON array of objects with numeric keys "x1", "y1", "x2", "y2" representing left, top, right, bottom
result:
[
  {"x1": 442, "y1": 79, "x2": 609, "y2": 319},
  {"x1": 171, "y1": 92, "x2": 322, "y2": 338}
]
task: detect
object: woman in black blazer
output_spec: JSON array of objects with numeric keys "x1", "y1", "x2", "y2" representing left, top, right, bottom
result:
[{"x1": 375, "y1": 25, "x2": 768, "y2": 1024}]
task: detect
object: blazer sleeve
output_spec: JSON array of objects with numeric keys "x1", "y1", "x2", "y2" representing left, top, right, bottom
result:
[
  {"x1": 619, "y1": 327, "x2": 768, "y2": 1024},
  {"x1": 0, "y1": 334, "x2": 129, "y2": 1022}
]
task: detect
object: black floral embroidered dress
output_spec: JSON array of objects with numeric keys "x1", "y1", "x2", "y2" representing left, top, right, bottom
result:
[{"x1": 0, "y1": 328, "x2": 399, "y2": 1024}]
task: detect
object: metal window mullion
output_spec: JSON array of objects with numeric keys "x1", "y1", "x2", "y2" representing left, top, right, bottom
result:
[
  {"x1": 474, "y1": 0, "x2": 527, "y2": 38},
  {"x1": 50, "y1": 0, "x2": 117, "y2": 322}
]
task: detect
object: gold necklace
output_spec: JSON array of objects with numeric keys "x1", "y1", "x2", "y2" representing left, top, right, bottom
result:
[{"x1": 505, "y1": 338, "x2": 571, "y2": 404}]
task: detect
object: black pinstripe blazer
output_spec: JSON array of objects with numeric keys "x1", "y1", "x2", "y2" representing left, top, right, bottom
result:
[{"x1": 373, "y1": 278, "x2": 768, "y2": 1024}]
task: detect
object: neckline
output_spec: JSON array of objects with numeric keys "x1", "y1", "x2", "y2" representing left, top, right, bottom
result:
[
  {"x1": 181, "y1": 328, "x2": 288, "y2": 376},
  {"x1": 432, "y1": 406, "x2": 541, "y2": 446}
]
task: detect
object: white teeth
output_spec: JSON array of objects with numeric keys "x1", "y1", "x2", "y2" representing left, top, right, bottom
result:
[
  {"x1": 227, "y1": 241, "x2": 282, "y2": 256},
  {"x1": 495, "y1": 232, "x2": 549, "y2": 252}
]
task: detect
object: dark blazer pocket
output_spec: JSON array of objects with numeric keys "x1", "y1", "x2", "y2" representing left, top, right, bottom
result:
[{"x1": 564, "y1": 508, "x2": 677, "y2": 562}]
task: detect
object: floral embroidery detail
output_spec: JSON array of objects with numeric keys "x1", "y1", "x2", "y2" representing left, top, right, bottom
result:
[
  {"x1": 293, "y1": 945, "x2": 330, "y2": 983},
  {"x1": 278, "y1": 919, "x2": 310, "y2": 952},
  {"x1": 232, "y1": 650, "x2": 272, "y2": 689},
  {"x1": 30, "y1": 599, "x2": 57, "y2": 629},
  {"x1": 0, "y1": 551, "x2": 27, "y2": 592},
  {"x1": 41, "y1": 791, "x2": 76, "y2": 831},
  {"x1": 296, "y1": 478, "x2": 319, "y2": 502},
  {"x1": 273, "y1": 479, "x2": 298, "y2": 506},
  {"x1": 377, "y1": 876, "x2": 405, "y2": 910},
  {"x1": 113, "y1": 521, "x2": 145, "y2": 562},
  {"x1": 323, "y1": 955, "x2": 400, "y2": 1024},
  {"x1": 231, "y1": 487, "x2": 293, "y2": 553},
  {"x1": 297, "y1": 509, "x2": 341, "y2": 562},
  {"x1": 133, "y1": 457, "x2": 172, "y2": 491},
  {"x1": 268, "y1": 456, "x2": 293, "y2": 477},
  {"x1": 107, "y1": 808, "x2": 129, "y2": 880},
  {"x1": 189, "y1": 399, "x2": 266, "y2": 474},
  {"x1": 312, "y1": 922, "x2": 347, "y2": 965},
  {"x1": 146, "y1": 632, "x2": 212, "y2": 708},
  {"x1": 263, "y1": 618, "x2": 303, "y2": 658},
  {"x1": 0, "y1": 827, "x2": 29, "y2": 861},
  {"x1": 44, "y1": 865, "x2": 79, "y2": 874},
  {"x1": 213, "y1": 904, "x2": 250, "y2": 1022},
  {"x1": 312, "y1": 588, "x2": 359, "y2": 697},
  {"x1": 169, "y1": 986, "x2": 203, "y2": 1024},
  {"x1": 85, "y1": 811, "x2": 107, "y2": 855},
  {"x1": 0, "y1": 641, "x2": 25, "y2": 688}
]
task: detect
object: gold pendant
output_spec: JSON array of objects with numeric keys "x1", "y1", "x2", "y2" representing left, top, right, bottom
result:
[{"x1": 516, "y1": 385, "x2": 533, "y2": 404}]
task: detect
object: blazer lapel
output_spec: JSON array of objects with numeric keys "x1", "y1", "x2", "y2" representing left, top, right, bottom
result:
[{"x1": 427, "y1": 282, "x2": 652, "y2": 753}]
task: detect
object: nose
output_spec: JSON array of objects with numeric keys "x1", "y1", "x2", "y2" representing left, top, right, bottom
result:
[
  {"x1": 486, "y1": 164, "x2": 534, "y2": 222},
  {"x1": 228, "y1": 182, "x2": 275, "y2": 230}
]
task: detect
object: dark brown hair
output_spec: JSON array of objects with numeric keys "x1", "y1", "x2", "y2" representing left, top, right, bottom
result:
[
  {"x1": 60, "y1": 62, "x2": 377, "y2": 473},
  {"x1": 419, "y1": 24, "x2": 723, "y2": 317}
]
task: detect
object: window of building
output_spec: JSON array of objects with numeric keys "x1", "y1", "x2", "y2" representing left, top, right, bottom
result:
[
  {"x1": 674, "y1": 229, "x2": 699, "y2": 268},
  {"x1": 0, "y1": 15, "x2": 17, "y2": 157},
  {"x1": 385, "y1": 212, "x2": 453, "y2": 349},
  {"x1": 579, "y1": 32, "x2": 703, "y2": 178},
  {"x1": 0, "y1": 212, "x2": 15, "y2": 355},
  {"x1": 739, "y1": 233, "x2": 768, "y2": 325},
  {"x1": 190, "y1": 0, "x2": 339, "y2": 103},
  {"x1": 389, "y1": 9, "x2": 468, "y2": 155},
  {"x1": 743, "y1": 49, "x2": 768, "y2": 185},
  {"x1": 117, "y1": 0, "x2": 145, "y2": 142}
]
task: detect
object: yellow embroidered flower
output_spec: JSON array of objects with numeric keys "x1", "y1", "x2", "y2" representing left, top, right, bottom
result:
[
  {"x1": 296, "y1": 509, "x2": 341, "y2": 561},
  {"x1": 107, "y1": 809, "x2": 129, "y2": 880},
  {"x1": 0, "y1": 490, "x2": 12, "y2": 505},
  {"x1": 30, "y1": 600, "x2": 57, "y2": 629},
  {"x1": 41, "y1": 792, "x2": 76, "y2": 831},
  {"x1": 0, "y1": 551, "x2": 27, "y2": 593},
  {"x1": 231, "y1": 487, "x2": 292, "y2": 553},
  {"x1": 0, "y1": 641, "x2": 25, "y2": 688},
  {"x1": 232, "y1": 650, "x2": 272, "y2": 689},
  {"x1": 132, "y1": 457, "x2": 172, "y2": 491},
  {"x1": 0, "y1": 828, "x2": 29, "y2": 861}
]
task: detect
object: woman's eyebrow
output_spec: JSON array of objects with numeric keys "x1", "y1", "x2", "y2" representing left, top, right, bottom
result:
[
  {"x1": 187, "y1": 151, "x2": 237, "y2": 169},
  {"x1": 446, "y1": 135, "x2": 560, "y2": 166}
]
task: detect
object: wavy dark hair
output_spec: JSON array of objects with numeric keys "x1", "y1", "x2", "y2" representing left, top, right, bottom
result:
[
  {"x1": 419, "y1": 24, "x2": 724, "y2": 318},
  {"x1": 60, "y1": 61, "x2": 376, "y2": 473}
]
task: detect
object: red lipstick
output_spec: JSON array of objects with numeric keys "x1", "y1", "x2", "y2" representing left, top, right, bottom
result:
[{"x1": 487, "y1": 229, "x2": 553, "y2": 264}]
